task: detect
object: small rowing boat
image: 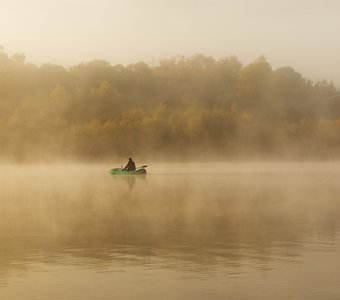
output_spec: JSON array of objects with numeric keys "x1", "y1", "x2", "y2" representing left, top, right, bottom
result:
[{"x1": 109, "y1": 165, "x2": 147, "y2": 175}]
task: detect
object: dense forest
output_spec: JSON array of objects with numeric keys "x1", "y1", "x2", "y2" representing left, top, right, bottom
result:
[{"x1": 1, "y1": 48, "x2": 340, "y2": 162}]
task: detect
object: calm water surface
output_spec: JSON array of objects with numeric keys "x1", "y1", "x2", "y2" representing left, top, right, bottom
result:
[{"x1": 1, "y1": 162, "x2": 340, "y2": 299}]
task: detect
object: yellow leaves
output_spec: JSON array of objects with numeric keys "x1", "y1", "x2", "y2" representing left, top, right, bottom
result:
[
  {"x1": 90, "y1": 80, "x2": 115, "y2": 98},
  {"x1": 49, "y1": 84, "x2": 70, "y2": 112},
  {"x1": 186, "y1": 113, "x2": 204, "y2": 139},
  {"x1": 8, "y1": 112, "x2": 19, "y2": 127},
  {"x1": 318, "y1": 119, "x2": 340, "y2": 143},
  {"x1": 151, "y1": 103, "x2": 168, "y2": 120},
  {"x1": 237, "y1": 56, "x2": 273, "y2": 104},
  {"x1": 50, "y1": 84, "x2": 68, "y2": 100},
  {"x1": 1, "y1": 48, "x2": 340, "y2": 161},
  {"x1": 240, "y1": 111, "x2": 252, "y2": 121}
]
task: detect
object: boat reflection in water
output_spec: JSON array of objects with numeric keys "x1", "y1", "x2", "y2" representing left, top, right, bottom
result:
[
  {"x1": 109, "y1": 165, "x2": 147, "y2": 190},
  {"x1": 111, "y1": 173, "x2": 147, "y2": 190},
  {"x1": 1, "y1": 163, "x2": 340, "y2": 299}
]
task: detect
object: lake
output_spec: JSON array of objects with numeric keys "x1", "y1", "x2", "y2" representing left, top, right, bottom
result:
[{"x1": 1, "y1": 162, "x2": 340, "y2": 299}]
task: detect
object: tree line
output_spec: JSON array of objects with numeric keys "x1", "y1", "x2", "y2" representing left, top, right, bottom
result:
[{"x1": 1, "y1": 48, "x2": 340, "y2": 162}]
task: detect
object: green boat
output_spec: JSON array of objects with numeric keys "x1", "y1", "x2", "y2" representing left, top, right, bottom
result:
[{"x1": 109, "y1": 166, "x2": 147, "y2": 175}]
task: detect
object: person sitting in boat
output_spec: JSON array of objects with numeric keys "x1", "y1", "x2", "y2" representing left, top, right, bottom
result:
[{"x1": 123, "y1": 157, "x2": 136, "y2": 171}]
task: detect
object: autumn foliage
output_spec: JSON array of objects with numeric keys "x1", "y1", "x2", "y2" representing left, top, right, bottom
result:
[{"x1": 1, "y1": 49, "x2": 340, "y2": 162}]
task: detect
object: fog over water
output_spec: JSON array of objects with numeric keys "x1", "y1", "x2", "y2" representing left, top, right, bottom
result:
[
  {"x1": 2, "y1": 0, "x2": 340, "y2": 298},
  {"x1": 1, "y1": 163, "x2": 340, "y2": 299}
]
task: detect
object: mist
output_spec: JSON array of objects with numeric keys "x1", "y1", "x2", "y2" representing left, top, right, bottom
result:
[
  {"x1": 2, "y1": 0, "x2": 340, "y2": 87},
  {"x1": 2, "y1": 163, "x2": 340, "y2": 300},
  {"x1": 1, "y1": 49, "x2": 340, "y2": 163},
  {"x1": 2, "y1": 1, "x2": 340, "y2": 298},
  {"x1": 2, "y1": 163, "x2": 340, "y2": 261}
]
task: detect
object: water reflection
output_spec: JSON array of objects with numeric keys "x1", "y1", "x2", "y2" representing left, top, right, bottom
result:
[
  {"x1": 110, "y1": 174, "x2": 147, "y2": 190},
  {"x1": 1, "y1": 164, "x2": 340, "y2": 292}
]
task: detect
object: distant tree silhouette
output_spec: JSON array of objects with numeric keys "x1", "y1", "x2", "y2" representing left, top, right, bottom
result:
[{"x1": 0, "y1": 48, "x2": 339, "y2": 161}]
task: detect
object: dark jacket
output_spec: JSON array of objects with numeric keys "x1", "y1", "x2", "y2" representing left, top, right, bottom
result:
[{"x1": 123, "y1": 159, "x2": 136, "y2": 171}]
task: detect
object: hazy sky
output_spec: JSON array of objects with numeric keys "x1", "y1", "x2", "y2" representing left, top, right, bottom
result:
[{"x1": 1, "y1": 0, "x2": 340, "y2": 86}]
